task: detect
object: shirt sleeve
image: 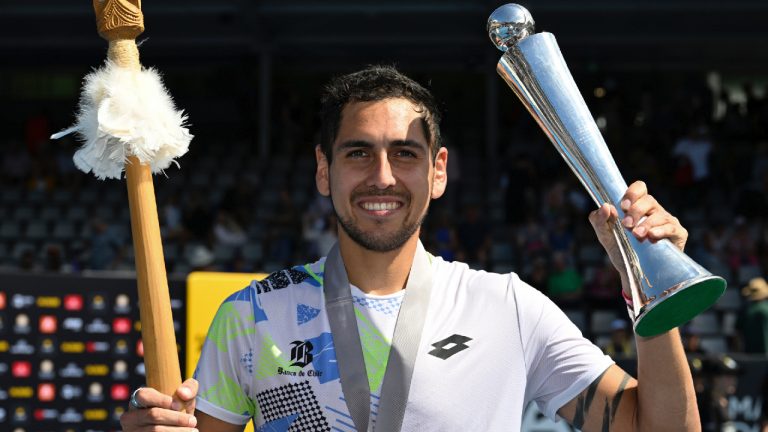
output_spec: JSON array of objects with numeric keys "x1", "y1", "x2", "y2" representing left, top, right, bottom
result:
[
  {"x1": 515, "y1": 274, "x2": 615, "y2": 421},
  {"x1": 193, "y1": 286, "x2": 258, "y2": 425}
]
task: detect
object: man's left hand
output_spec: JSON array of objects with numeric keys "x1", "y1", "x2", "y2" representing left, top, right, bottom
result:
[{"x1": 588, "y1": 180, "x2": 688, "y2": 279}]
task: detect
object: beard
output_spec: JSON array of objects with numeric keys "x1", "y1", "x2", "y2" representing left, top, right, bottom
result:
[{"x1": 331, "y1": 187, "x2": 427, "y2": 253}]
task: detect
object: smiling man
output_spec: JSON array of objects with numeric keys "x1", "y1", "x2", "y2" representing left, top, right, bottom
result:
[{"x1": 121, "y1": 66, "x2": 699, "y2": 432}]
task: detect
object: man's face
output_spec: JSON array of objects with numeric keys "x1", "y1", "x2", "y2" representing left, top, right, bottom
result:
[{"x1": 315, "y1": 98, "x2": 447, "y2": 252}]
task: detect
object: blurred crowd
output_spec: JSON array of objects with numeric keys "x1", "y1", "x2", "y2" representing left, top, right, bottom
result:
[{"x1": 4, "y1": 73, "x2": 768, "y2": 356}]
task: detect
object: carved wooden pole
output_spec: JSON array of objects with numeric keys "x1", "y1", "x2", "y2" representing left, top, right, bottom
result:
[{"x1": 92, "y1": 0, "x2": 182, "y2": 396}]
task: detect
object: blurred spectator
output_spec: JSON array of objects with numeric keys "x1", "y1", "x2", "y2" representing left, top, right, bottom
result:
[
  {"x1": 546, "y1": 251, "x2": 583, "y2": 303},
  {"x1": 736, "y1": 277, "x2": 768, "y2": 354},
  {"x1": 161, "y1": 195, "x2": 184, "y2": 239},
  {"x1": 19, "y1": 248, "x2": 39, "y2": 271},
  {"x1": 27, "y1": 162, "x2": 55, "y2": 193},
  {"x1": 672, "y1": 125, "x2": 713, "y2": 187},
  {"x1": 213, "y1": 211, "x2": 247, "y2": 247},
  {"x1": 272, "y1": 188, "x2": 301, "y2": 233},
  {"x1": 516, "y1": 217, "x2": 548, "y2": 266},
  {"x1": 586, "y1": 256, "x2": 622, "y2": 308},
  {"x1": 44, "y1": 244, "x2": 66, "y2": 273},
  {"x1": 303, "y1": 213, "x2": 337, "y2": 260},
  {"x1": 219, "y1": 181, "x2": 256, "y2": 228},
  {"x1": 548, "y1": 217, "x2": 574, "y2": 254},
  {"x1": 54, "y1": 136, "x2": 80, "y2": 188},
  {"x1": 601, "y1": 319, "x2": 635, "y2": 358},
  {"x1": 524, "y1": 256, "x2": 548, "y2": 291},
  {"x1": 86, "y1": 219, "x2": 124, "y2": 270},
  {"x1": 541, "y1": 181, "x2": 572, "y2": 228},
  {"x1": 186, "y1": 244, "x2": 215, "y2": 272},
  {"x1": 726, "y1": 217, "x2": 759, "y2": 274},
  {"x1": 683, "y1": 327, "x2": 707, "y2": 355}
]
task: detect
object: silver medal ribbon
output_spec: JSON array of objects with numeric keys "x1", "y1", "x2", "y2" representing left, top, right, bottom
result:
[{"x1": 324, "y1": 241, "x2": 433, "y2": 432}]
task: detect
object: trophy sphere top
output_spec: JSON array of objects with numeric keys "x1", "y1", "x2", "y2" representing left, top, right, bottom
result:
[{"x1": 487, "y1": 4, "x2": 535, "y2": 52}]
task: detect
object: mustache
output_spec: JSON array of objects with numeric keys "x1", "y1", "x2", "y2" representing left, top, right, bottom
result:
[{"x1": 351, "y1": 188, "x2": 409, "y2": 201}]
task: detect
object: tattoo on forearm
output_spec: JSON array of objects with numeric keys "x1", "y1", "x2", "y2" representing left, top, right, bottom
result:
[
  {"x1": 573, "y1": 369, "x2": 608, "y2": 430},
  {"x1": 572, "y1": 371, "x2": 632, "y2": 431},
  {"x1": 609, "y1": 373, "x2": 631, "y2": 421},
  {"x1": 600, "y1": 373, "x2": 632, "y2": 431}
]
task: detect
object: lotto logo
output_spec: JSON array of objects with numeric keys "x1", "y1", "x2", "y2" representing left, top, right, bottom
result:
[{"x1": 63, "y1": 294, "x2": 83, "y2": 311}]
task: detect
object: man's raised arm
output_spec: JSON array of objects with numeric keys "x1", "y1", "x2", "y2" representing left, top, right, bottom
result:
[{"x1": 558, "y1": 181, "x2": 700, "y2": 432}]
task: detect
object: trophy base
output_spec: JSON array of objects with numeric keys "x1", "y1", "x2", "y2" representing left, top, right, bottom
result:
[{"x1": 634, "y1": 275, "x2": 727, "y2": 338}]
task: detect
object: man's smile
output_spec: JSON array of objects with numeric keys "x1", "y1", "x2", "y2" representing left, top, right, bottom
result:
[{"x1": 356, "y1": 198, "x2": 405, "y2": 216}]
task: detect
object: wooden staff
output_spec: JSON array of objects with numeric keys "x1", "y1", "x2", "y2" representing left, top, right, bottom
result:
[{"x1": 92, "y1": 0, "x2": 182, "y2": 396}]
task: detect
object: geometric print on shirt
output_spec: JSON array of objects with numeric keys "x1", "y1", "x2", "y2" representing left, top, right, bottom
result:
[
  {"x1": 353, "y1": 294, "x2": 403, "y2": 317},
  {"x1": 255, "y1": 381, "x2": 331, "y2": 432}
]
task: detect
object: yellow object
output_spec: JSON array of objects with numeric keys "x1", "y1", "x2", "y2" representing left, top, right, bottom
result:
[
  {"x1": 85, "y1": 364, "x2": 109, "y2": 376},
  {"x1": 36, "y1": 296, "x2": 61, "y2": 308},
  {"x1": 186, "y1": 271, "x2": 266, "y2": 432},
  {"x1": 84, "y1": 409, "x2": 109, "y2": 421}
]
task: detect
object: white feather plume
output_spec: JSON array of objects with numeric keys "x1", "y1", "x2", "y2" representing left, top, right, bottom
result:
[{"x1": 51, "y1": 61, "x2": 192, "y2": 180}]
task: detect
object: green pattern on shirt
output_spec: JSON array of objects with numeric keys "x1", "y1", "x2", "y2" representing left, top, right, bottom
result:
[
  {"x1": 304, "y1": 263, "x2": 324, "y2": 286},
  {"x1": 354, "y1": 307, "x2": 392, "y2": 393},
  {"x1": 200, "y1": 371, "x2": 258, "y2": 417},
  {"x1": 207, "y1": 302, "x2": 255, "y2": 353},
  {"x1": 254, "y1": 333, "x2": 301, "y2": 380}
]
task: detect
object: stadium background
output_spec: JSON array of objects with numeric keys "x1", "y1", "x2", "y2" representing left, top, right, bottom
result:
[{"x1": 1, "y1": 0, "x2": 767, "y2": 430}]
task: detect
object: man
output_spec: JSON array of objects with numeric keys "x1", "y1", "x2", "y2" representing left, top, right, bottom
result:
[
  {"x1": 120, "y1": 66, "x2": 699, "y2": 431},
  {"x1": 737, "y1": 277, "x2": 768, "y2": 354}
]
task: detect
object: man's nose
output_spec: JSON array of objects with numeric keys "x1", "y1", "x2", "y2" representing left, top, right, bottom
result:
[{"x1": 368, "y1": 153, "x2": 396, "y2": 189}]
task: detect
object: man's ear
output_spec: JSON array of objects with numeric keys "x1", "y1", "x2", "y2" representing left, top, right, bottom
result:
[
  {"x1": 431, "y1": 146, "x2": 448, "y2": 199},
  {"x1": 315, "y1": 145, "x2": 330, "y2": 197}
]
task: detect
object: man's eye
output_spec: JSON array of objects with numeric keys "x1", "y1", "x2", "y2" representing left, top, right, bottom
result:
[
  {"x1": 396, "y1": 150, "x2": 417, "y2": 158},
  {"x1": 347, "y1": 150, "x2": 366, "y2": 158}
]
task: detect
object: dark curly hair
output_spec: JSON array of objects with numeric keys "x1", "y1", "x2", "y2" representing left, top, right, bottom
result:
[{"x1": 319, "y1": 65, "x2": 442, "y2": 164}]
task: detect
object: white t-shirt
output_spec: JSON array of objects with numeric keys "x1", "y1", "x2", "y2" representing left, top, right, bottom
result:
[{"x1": 194, "y1": 255, "x2": 614, "y2": 431}]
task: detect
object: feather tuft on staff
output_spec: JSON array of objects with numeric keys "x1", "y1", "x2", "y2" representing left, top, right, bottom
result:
[{"x1": 52, "y1": 61, "x2": 192, "y2": 180}]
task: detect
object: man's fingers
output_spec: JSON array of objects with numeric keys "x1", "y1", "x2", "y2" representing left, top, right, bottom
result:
[
  {"x1": 647, "y1": 221, "x2": 687, "y2": 246},
  {"x1": 132, "y1": 387, "x2": 174, "y2": 411},
  {"x1": 589, "y1": 203, "x2": 614, "y2": 227},
  {"x1": 139, "y1": 407, "x2": 198, "y2": 428},
  {"x1": 621, "y1": 194, "x2": 658, "y2": 229},
  {"x1": 176, "y1": 378, "x2": 199, "y2": 401},
  {"x1": 120, "y1": 407, "x2": 198, "y2": 430},
  {"x1": 628, "y1": 211, "x2": 687, "y2": 250},
  {"x1": 620, "y1": 180, "x2": 648, "y2": 210},
  {"x1": 172, "y1": 378, "x2": 199, "y2": 413}
]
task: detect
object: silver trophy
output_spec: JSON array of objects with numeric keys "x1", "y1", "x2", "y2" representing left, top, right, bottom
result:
[{"x1": 487, "y1": 4, "x2": 726, "y2": 337}]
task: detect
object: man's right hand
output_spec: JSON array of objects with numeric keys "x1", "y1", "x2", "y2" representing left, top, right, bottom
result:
[{"x1": 120, "y1": 378, "x2": 199, "y2": 431}]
